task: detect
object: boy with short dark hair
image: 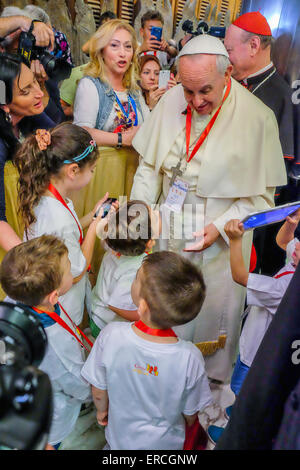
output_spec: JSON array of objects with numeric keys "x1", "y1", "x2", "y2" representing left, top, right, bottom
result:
[
  {"x1": 82, "y1": 250, "x2": 212, "y2": 450},
  {"x1": 0, "y1": 235, "x2": 91, "y2": 449},
  {"x1": 139, "y1": 9, "x2": 177, "y2": 68}
]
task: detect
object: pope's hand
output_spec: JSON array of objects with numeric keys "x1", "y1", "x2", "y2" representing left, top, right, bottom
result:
[{"x1": 183, "y1": 223, "x2": 220, "y2": 252}]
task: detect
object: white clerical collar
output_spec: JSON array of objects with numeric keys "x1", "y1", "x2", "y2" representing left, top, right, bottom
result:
[{"x1": 243, "y1": 62, "x2": 273, "y2": 84}]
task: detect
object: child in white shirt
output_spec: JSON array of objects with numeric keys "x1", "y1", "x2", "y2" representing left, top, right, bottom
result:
[
  {"x1": 89, "y1": 200, "x2": 158, "y2": 337},
  {"x1": 82, "y1": 251, "x2": 212, "y2": 450},
  {"x1": 207, "y1": 210, "x2": 300, "y2": 444},
  {"x1": 0, "y1": 235, "x2": 92, "y2": 448},
  {"x1": 15, "y1": 123, "x2": 110, "y2": 325}
]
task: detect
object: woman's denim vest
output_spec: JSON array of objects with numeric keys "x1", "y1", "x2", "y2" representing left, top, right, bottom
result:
[{"x1": 84, "y1": 76, "x2": 144, "y2": 130}]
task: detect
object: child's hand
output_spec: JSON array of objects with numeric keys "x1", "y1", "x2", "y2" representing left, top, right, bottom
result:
[
  {"x1": 92, "y1": 192, "x2": 109, "y2": 219},
  {"x1": 97, "y1": 410, "x2": 108, "y2": 426},
  {"x1": 224, "y1": 219, "x2": 245, "y2": 240},
  {"x1": 95, "y1": 199, "x2": 119, "y2": 239},
  {"x1": 286, "y1": 208, "x2": 300, "y2": 225}
]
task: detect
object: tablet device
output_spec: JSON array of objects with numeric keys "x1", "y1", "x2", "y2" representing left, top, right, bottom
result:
[{"x1": 241, "y1": 201, "x2": 300, "y2": 230}]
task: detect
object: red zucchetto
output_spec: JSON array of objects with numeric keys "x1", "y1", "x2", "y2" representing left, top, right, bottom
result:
[{"x1": 233, "y1": 11, "x2": 272, "y2": 36}]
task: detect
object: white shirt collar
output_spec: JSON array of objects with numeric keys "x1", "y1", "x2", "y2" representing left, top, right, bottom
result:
[{"x1": 243, "y1": 62, "x2": 274, "y2": 84}]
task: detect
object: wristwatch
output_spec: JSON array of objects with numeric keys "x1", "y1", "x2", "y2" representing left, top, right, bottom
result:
[{"x1": 116, "y1": 132, "x2": 122, "y2": 149}]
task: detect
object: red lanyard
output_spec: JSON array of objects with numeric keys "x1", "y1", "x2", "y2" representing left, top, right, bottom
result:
[
  {"x1": 185, "y1": 79, "x2": 232, "y2": 163},
  {"x1": 32, "y1": 303, "x2": 93, "y2": 351},
  {"x1": 274, "y1": 271, "x2": 295, "y2": 279},
  {"x1": 134, "y1": 320, "x2": 177, "y2": 337},
  {"x1": 48, "y1": 183, "x2": 83, "y2": 245}
]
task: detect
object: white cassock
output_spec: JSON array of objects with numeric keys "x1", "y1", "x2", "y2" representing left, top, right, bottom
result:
[{"x1": 130, "y1": 78, "x2": 287, "y2": 382}]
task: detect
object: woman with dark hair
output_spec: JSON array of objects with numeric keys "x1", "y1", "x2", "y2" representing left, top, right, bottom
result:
[
  {"x1": 138, "y1": 55, "x2": 176, "y2": 110},
  {"x1": 0, "y1": 53, "x2": 54, "y2": 296}
]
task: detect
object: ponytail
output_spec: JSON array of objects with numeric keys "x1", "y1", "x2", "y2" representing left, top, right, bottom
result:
[{"x1": 15, "y1": 122, "x2": 98, "y2": 230}]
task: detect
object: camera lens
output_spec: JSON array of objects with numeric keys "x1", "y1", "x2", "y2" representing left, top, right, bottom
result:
[
  {"x1": 35, "y1": 50, "x2": 72, "y2": 81},
  {"x1": 0, "y1": 302, "x2": 47, "y2": 367}
]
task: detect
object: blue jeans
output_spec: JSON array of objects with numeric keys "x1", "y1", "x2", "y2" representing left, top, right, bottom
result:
[{"x1": 230, "y1": 355, "x2": 250, "y2": 396}]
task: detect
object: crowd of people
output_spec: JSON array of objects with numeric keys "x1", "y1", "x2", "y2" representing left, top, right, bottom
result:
[{"x1": 0, "y1": 5, "x2": 299, "y2": 451}]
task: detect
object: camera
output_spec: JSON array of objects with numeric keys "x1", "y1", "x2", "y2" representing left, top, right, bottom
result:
[
  {"x1": 182, "y1": 19, "x2": 226, "y2": 40},
  {"x1": 18, "y1": 23, "x2": 72, "y2": 82},
  {"x1": 0, "y1": 302, "x2": 53, "y2": 450}
]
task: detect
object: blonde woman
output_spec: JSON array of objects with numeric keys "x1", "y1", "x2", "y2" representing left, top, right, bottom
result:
[
  {"x1": 73, "y1": 20, "x2": 149, "y2": 199},
  {"x1": 73, "y1": 19, "x2": 149, "y2": 275}
]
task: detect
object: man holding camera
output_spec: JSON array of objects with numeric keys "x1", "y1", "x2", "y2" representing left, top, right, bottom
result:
[
  {"x1": 130, "y1": 34, "x2": 286, "y2": 390},
  {"x1": 0, "y1": 10, "x2": 65, "y2": 124},
  {"x1": 0, "y1": 13, "x2": 54, "y2": 50}
]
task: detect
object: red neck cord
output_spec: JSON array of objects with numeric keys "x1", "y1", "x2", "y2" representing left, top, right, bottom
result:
[
  {"x1": 274, "y1": 270, "x2": 295, "y2": 279},
  {"x1": 134, "y1": 320, "x2": 177, "y2": 337},
  {"x1": 48, "y1": 183, "x2": 83, "y2": 245},
  {"x1": 32, "y1": 303, "x2": 93, "y2": 351},
  {"x1": 185, "y1": 79, "x2": 231, "y2": 163}
]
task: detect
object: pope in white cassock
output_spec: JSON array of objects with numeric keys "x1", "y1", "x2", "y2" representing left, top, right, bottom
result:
[{"x1": 130, "y1": 34, "x2": 286, "y2": 383}]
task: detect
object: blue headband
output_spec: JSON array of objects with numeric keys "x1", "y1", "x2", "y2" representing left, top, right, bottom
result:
[{"x1": 63, "y1": 140, "x2": 97, "y2": 164}]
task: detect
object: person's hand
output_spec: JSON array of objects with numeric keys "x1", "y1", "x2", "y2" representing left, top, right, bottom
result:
[
  {"x1": 92, "y1": 192, "x2": 109, "y2": 220},
  {"x1": 224, "y1": 219, "x2": 245, "y2": 241},
  {"x1": 160, "y1": 38, "x2": 168, "y2": 52},
  {"x1": 183, "y1": 223, "x2": 220, "y2": 252},
  {"x1": 97, "y1": 410, "x2": 108, "y2": 426},
  {"x1": 286, "y1": 208, "x2": 300, "y2": 225},
  {"x1": 121, "y1": 126, "x2": 140, "y2": 146},
  {"x1": 145, "y1": 36, "x2": 161, "y2": 51},
  {"x1": 167, "y1": 73, "x2": 177, "y2": 90},
  {"x1": 31, "y1": 21, "x2": 54, "y2": 50},
  {"x1": 31, "y1": 59, "x2": 48, "y2": 83},
  {"x1": 95, "y1": 197, "x2": 119, "y2": 239},
  {"x1": 148, "y1": 85, "x2": 166, "y2": 110}
]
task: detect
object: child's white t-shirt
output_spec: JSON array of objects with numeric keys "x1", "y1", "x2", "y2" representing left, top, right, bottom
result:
[
  {"x1": 90, "y1": 251, "x2": 146, "y2": 329},
  {"x1": 240, "y1": 238, "x2": 298, "y2": 367},
  {"x1": 39, "y1": 309, "x2": 91, "y2": 445},
  {"x1": 81, "y1": 322, "x2": 212, "y2": 450},
  {"x1": 26, "y1": 196, "x2": 88, "y2": 325}
]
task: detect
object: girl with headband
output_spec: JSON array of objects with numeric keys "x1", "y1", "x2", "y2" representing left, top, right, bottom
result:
[{"x1": 15, "y1": 122, "x2": 114, "y2": 326}]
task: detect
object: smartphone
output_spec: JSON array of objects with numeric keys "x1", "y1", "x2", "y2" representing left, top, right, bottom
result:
[
  {"x1": 151, "y1": 26, "x2": 162, "y2": 42},
  {"x1": 158, "y1": 70, "x2": 170, "y2": 89},
  {"x1": 241, "y1": 201, "x2": 300, "y2": 230},
  {"x1": 94, "y1": 198, "x2": 117, "y2": 219}
]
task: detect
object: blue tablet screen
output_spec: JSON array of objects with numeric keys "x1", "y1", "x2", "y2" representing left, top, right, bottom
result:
[{"x1": 243, "y1": 204, "x2": 300, "y2": 230}]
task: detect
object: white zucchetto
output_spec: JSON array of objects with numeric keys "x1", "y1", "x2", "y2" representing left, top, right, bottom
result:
[{"x1": 178, "y1": 34, "x2": 229, "y2": 59}]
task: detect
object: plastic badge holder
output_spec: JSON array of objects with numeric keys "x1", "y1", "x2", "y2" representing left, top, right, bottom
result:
[{"x1": 241, "y1": 201, "x2": 300, "y2": 230}]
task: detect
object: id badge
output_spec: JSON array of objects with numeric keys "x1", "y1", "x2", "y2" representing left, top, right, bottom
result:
[{"x1": 163, "y1": 177, "x2": 189, "y2": 213}]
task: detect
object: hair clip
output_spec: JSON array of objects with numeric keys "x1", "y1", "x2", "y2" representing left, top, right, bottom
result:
[
  {"x1": 63, "y1": 140, "x2": 97, "y2": 164},
  {"x1": 35, "y1": 129, "x2": 51, "y2": 151}
]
